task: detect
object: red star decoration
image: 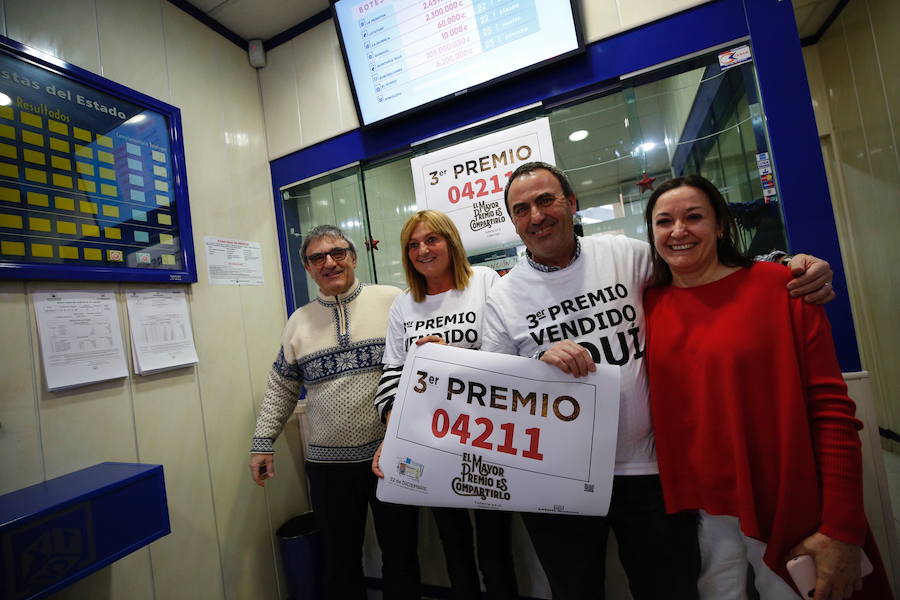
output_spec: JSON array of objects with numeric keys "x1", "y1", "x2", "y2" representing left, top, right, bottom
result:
[
  {"x1": 365, "y1": 237, "x2": 380, "y2": 251},
  {"x1": 636, "y1": 172, "x2": 656, "y2": 193}
]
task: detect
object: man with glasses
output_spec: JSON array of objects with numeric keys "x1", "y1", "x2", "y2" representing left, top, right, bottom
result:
[
  {"x1": 249, "y1": 225, "x2": 419, "y2": 600},
  {"x1": 481, "y1": 162, "x2": 835, "y2": 599}
]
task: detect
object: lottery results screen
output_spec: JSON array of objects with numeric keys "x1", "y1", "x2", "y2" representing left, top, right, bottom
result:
[
  {"x1": 0, "y1": 37, "x2": 196, "y2": 282},
  {"x1": 334, "y1": 0, "x2": 582, "y2": 126}
]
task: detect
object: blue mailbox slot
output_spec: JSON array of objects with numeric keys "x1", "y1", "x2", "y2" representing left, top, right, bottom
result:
[{"x1": 0, "y1": 462, "x2": 171, "y2": 600}]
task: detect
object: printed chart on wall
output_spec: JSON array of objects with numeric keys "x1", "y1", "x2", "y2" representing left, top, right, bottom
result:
[
  {"x1": 0, "y1": 42, "x2": 189, "y2": 280},
  {"x1": 377, "y1": 343, "x2": 620, "y2": 515},
  {"x1": 410, "y1": 117, "x2": 555, "y2": 253}
]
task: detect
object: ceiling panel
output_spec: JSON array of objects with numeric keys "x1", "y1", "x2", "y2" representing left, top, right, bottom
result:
[{"x1": 184, "y1": 0, "x2": 328, "y2": 41}]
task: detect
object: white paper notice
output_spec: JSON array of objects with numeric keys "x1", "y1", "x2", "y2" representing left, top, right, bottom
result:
[
  {"x1": 204, "y1": 237, "x2": 264, "y2": 285},
  {"x1": 125, "y1": 289, "x2": 199, "y2": 375},
  {"x1": 377, "y1": 344, "x2": 620, "y2": 516},
  {"x1": 33, "y1": 290, "x2": 129, "y2": 391}
]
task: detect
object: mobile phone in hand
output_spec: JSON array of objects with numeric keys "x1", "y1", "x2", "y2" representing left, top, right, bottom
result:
[{"x1": 786, "y1": 552, "x2": 873, "y2": 598}]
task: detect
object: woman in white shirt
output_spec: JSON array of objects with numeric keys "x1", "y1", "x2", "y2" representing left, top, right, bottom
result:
[{"x1": 373, "y1": 210, "x2": 517, "y2": 599}]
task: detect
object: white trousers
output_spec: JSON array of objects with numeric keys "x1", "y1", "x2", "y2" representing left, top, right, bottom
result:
[{"x1": 698, "y1": 511, "x2": 801, "y2": 600}]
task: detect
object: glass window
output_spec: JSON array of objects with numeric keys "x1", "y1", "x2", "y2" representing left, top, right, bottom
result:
[
  {"x1": 281, "y1": 165, "x2": 374, "y2": 304},
  {"x1": 549, "y1": 59, "x2": 785, "y2": 254},
  {"x1": 277, "y1": 48, "x2": 787, "y2": 308}
]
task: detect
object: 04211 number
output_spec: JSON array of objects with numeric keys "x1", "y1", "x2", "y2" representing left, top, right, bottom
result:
[
  {"x1": 430, "y1": 409, "x2": 544, "y2": 460},
  {"x1": 447, "y1": 172, "x2": 511, "y2": 203}
]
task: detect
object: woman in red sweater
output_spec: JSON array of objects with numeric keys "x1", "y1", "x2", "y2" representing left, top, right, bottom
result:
[{"x1": 642, "y1": 175, "x2": 890, "y2": 600}]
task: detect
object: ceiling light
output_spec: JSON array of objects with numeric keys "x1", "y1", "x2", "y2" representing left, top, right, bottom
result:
[
  {"x1": 568, "y1": 130, "x2": 589, "y2": 142},
  {"x1": 639, "y1": 142, "x2": 656, "y2": 152}
]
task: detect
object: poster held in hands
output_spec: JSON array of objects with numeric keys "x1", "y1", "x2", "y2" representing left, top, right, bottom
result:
[{"x1": 377, "y1": 343, "x2": 620, "y2": 516}]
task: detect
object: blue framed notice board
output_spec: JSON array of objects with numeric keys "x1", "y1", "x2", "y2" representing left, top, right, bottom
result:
[{"x1": 0, "y1": 35, "x2": 196, "y2": 282}]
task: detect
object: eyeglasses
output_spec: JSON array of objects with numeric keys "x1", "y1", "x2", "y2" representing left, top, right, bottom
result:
[
  {"x1": 510, "y1": 194, "x2": 565, "y2": 219},
  {"x1": 305, "y1": 246, "x2": 352, "y2": 266}
]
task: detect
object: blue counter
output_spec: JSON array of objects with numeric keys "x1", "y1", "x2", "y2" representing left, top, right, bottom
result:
[{"x1": 0, "y1": 462, "x2": 170, "y2": 600}]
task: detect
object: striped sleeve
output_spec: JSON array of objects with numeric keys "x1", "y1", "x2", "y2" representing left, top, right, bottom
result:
[
  {"x1": 753, "y1": 249, "x2": 788, "y2": 263},
  {"x1": 374, "y1": 365, "x2": 403, "y2": 423}
]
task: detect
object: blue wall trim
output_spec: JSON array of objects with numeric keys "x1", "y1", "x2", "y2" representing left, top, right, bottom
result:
[
  {"x1": 269, "y1": 0, "x2": 862, "y2": 370},
  {"x1": 743, "y1": 0, "x2": 860, "y2": 371}
]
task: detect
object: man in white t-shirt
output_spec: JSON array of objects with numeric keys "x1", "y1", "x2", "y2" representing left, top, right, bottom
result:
[{"x1": 481, "y1": 162, "x2": 835, "y2": 599}]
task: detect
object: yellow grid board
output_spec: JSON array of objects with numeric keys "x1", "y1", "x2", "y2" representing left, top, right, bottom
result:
[
  {"x1": 1, "y1": 240, "x2": 25, "y2": 255},
  {"x1": 28, "y1": 217, "x2": 51, "y2": 232},
  {"x1": 26, "y1": 192, "x2": 49, "y2": 207},
  {"x1": 0, "y1": 187, "x2": 20, "y2": 203},
  {"x1": 53, "y1": 173, "x2": 73, "y2": 188},
  {"x1": 20, "y1": 113, "x2": 42, "y2": 128},
  {"x1": 56, "y1": 221, "x2": 76, "y2": 235},
  {"x1": 31, "y1": 243, "x2": 53, "y2": 258},
  {"x1": 0, "y1": 213, "x2": 23, "y2": 228},
  {"x1": 48, "y1": 120, "x2": 69, "y2": 136},
  {"x1": 55, "y1": 196, "x2": 75, "y2": 211}
]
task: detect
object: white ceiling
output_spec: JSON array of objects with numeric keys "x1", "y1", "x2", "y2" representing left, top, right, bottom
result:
[
  {"x1": 181, "y1": 0, "x2": 843, "y2": 45},
  {"x1": 184, "y1": 0, "x2": 329, "y2": 41}
]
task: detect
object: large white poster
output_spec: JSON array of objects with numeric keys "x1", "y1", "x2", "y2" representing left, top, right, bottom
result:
[
  {"x1": 377, "y1": 343, "x2": 620, "y2": 516},
  {"x1": 410, "y1": 118, "x2": 556, "y2": 253}
]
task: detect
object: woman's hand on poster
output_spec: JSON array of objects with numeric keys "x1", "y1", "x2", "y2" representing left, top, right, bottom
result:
[
  {"x1": 372, "y1": 441, "x2": 385, "y2": 478},
  {"x1": 415, "y1": 335, "x2": 447, "y2": 346},
  {"x1": 789, "y1": 531, "x2": 862, "y2": 600}
]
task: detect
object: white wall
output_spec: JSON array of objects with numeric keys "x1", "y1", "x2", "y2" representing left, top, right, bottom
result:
[
  {"x1": 0, "y1": 1, "x2": 305, "y2": 599},
  {"x1": 802, "y1": 0, "x2": 900, "y2": 454},
  {"x1": 801, "y1": 1, "x2": 900, "y2": 585}
]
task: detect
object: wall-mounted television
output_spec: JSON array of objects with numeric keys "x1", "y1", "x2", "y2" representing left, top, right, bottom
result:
[{"x1": 332, "y1": 0, "x2": 584, "y2": 127}]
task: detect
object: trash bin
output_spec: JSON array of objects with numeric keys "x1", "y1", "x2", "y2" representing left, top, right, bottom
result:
[{"x1": 276, "y1": 511, "x2": 324, "y2": 600}]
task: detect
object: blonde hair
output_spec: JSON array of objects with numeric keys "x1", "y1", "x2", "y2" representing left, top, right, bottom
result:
[{"x1": 400, "y1": 210, "x2": 473, "y2": 302}]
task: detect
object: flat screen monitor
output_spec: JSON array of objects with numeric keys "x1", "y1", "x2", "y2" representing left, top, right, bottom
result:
[{"x1": 332, "y1": 0, "x2": 584, "y2": 127}]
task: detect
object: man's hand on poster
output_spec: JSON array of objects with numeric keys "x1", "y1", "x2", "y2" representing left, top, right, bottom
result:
[{"x1": 539, "y1": 340, "x2": 596, "y2": 378}]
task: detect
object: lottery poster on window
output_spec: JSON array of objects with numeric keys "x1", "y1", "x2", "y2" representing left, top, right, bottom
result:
[
  {"x1": 409, "y1": 118, "x2": 556, "y2": 253},
  {"x1": 377, "y1": 343, "x2": 620, "y2": 516}
]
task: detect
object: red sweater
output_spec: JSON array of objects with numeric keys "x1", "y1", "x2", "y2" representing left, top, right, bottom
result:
[{"x1": 645, "y1": 262, "x2": 890, "y2": 596}]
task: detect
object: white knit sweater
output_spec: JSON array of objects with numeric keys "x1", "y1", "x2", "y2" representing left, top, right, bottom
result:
[{"x1": 251, "y1": 279, "x2": 401, "y2": 463}]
